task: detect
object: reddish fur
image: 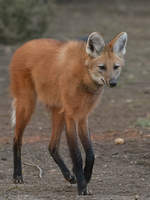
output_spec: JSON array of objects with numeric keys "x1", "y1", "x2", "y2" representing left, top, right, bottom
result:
[
  {"x1": 10, "y1": 35, "x2": 126, "y2": 193},
  {"x1": 10, "y1": 39, "x2": 104, "y2": 122}
]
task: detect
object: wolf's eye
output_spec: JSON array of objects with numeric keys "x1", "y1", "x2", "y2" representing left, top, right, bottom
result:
[
  {"x1": 98, "y1": 65, "x2": 106, "y2": 71},
  {"x1": 114, "y1": 65, "x2": 120, "y2": 70}
]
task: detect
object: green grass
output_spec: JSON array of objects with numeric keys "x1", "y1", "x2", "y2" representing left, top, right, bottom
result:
[{"x1": 136, "y1": 117, "x2": 150, "y2": 128}]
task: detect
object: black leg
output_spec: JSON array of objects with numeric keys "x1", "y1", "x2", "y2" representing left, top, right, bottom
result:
[
  {"x1": 78, "y1": 118, "x2": 95, "y2": 184},
  {"x1": 49, "y1": 108, "x2": 76, "y2": 184},
  {"x1": 13, "y1": 139, "x2": 23, "y2": 183},
  {"x1": 12, "y1": 96, "x2": 36, "y2": 184},
  {"x1": 65, "y1": 116, "x2": 87, "y2": 195}
]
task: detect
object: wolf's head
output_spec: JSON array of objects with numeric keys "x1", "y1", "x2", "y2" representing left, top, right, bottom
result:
[{"x1": 85, "y1": 32, "x2": 127, "y2": 88}]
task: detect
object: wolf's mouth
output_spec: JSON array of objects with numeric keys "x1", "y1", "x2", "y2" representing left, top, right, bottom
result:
[{"x1": 101, "y1": 78, "x2": 106, "y2": 86}]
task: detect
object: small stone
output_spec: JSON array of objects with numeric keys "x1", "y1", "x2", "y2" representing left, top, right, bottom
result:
[
  {"x1": 114, "y1": 138, "x2": 125, "y2": 145},
  {"x1": 135, "y1": 194, "x2": 140, "y2": 200}
]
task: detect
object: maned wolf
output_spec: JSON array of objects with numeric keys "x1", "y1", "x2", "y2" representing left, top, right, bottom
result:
[{"x1": 10, "y1": 32, "x2": 127, "y2": 195}]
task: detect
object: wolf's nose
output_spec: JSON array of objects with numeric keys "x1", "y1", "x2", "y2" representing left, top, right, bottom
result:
[{"x1": 109, "y1": 79, "x2": 117, "y2": 87}]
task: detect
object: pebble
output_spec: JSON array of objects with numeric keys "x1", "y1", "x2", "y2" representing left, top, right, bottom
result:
[{"x1": 114, "y1": 138, "x2": 125, "y2": 145}]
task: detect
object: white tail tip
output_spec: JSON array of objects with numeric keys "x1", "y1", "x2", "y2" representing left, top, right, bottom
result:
[{"x1": 11, "y1": 99, "x2": 16, "y2": 127}]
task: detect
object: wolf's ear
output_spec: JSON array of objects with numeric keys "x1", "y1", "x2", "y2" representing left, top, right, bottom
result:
[
  {"x1": 110, "y1": 32, "x2": 127, "y2": 56},
  {"x1": 86, "y1": 32, "x2": 105, "y2": 57}
]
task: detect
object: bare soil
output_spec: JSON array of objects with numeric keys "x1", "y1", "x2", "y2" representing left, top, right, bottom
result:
[{"x1": 1, "y1": 1, "x2": 150, "y2": 199}]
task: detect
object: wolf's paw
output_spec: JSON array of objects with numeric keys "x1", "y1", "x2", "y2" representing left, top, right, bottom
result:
[
  {"x1": 13, "y1": 175, "x2": 24, "y2": 184},
  {"x1": 67, "y1": 174, "x2": 76, "y2": 184}
]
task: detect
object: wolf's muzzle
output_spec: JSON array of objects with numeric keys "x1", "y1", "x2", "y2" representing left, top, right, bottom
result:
[{"x1": 109, "y1": 79, "x2": 117, "y2": 88}]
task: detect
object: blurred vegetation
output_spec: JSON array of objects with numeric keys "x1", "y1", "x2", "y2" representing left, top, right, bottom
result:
[
  {"x1": 0, "y1": 0, "x2": 54, "y2": 44},
  {"x1": 136, "y1": 117, "x2": 150, "y2": 128}
]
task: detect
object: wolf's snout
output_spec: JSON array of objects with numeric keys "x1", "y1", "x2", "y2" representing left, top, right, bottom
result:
[{"x1": 109, "y1": 79, "x2": 117, "y2": 88}]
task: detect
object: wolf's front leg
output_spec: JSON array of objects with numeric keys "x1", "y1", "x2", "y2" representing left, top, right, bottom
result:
[
  {"x1": 65, "y1": 116, "x2": 88, "y2": 195},
  {"x1": 78, "y1": 118, "x2": 95, "y2": 184}
]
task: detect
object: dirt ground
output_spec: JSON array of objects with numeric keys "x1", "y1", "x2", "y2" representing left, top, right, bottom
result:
[{"x1": 1, "y1": 1, "x2": 150, "y2": 199}]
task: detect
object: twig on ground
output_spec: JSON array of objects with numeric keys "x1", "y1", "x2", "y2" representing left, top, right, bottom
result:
[{"x1": 24, "y1": 162, "x2": 43, "y2": 178}]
